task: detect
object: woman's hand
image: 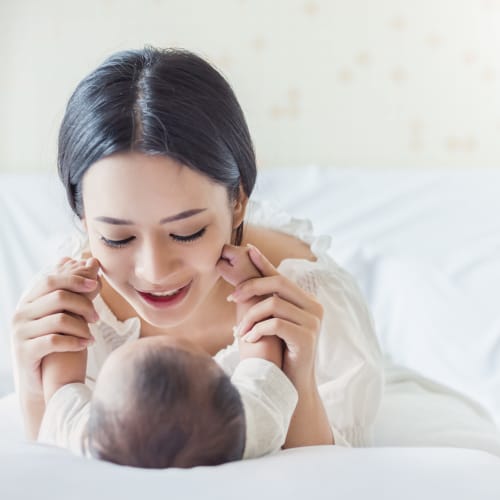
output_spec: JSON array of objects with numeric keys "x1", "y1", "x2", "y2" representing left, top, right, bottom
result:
[
  {"x1": 231, "y1": 244, "x2": 323, "y2": 389},
  {"x1": 11, "y1": 257, "x2": 100, "y2": 401},
  {"x1": 230, "y1": 244, "x2": 333, "y2": 447}
]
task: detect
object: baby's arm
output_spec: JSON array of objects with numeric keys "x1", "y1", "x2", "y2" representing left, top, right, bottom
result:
[
  {"x1": 41, "y1": 258, "x2": 99, "y2": 404},
  {"x1": 217, "y1": 245, "x2": 283, "y2": 368}
]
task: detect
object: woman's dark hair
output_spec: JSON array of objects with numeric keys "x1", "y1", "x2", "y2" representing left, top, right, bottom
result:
[{"x1": 58, "y1": 46, "x2": 257, "y2": 245}]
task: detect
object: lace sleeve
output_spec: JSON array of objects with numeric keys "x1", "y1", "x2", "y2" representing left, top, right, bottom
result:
[{"x1": 278, "y1": 255, "x2": 384, "y2": 447}]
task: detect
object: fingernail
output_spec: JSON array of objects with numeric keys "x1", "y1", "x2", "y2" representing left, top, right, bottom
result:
[
  {"x1": 226, "y1": 294, "x2": 235, "y2": 302},
  {"x1": 246, "y1": 243, "x2": 262, "y2": 262},
  {"x1": 92, "y1": 311, "x2": 100, "y2": 322},
  {"x1": 85, "y1": 258, "x2": 94, "y2": 268},
  {"x1": 244, "y1": 334, "x2": 256, "y2": 343}
]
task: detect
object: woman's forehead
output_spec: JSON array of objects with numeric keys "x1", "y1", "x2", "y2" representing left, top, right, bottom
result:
[
  {"x1": 84, "y1": 152, "x2": 218, "y2": 191},
  {"x1": 81, "y1": 152, "x2": 229, "y2": 215}
]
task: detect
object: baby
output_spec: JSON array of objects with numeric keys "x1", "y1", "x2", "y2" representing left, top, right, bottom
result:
[{"x1": 40, "y1": 245, "x2": 285, "y2": 468}]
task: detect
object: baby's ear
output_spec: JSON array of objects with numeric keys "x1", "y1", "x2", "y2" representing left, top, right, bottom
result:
[{"x1": 232, "y1": 184, "x2": 248, "y2": 230}]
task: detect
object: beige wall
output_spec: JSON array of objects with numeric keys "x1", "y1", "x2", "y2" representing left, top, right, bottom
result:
[{"x1": 1, "y1": 0, "x2": 500, "y2": 172}]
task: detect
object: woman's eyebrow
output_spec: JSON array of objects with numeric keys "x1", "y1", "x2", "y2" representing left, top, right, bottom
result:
[{"x1": 94, "y1": 209, "x2": 207, "y2": 225}]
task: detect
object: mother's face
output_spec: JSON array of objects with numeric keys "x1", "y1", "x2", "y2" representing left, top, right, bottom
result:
[{"x1": 81, "y1": 152, "x2": 243, "y2": 328}]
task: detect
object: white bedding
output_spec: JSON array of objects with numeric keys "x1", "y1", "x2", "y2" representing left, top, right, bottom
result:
[
  {"x1": 1, "y1": 439, "x2": 499, "y2": 500},
  {"x1": 0, "y1": 396, "x2": 499, "y2": 500},
  {"x1": 2, "y1": 167, "x2": 500, "y2": 498}
]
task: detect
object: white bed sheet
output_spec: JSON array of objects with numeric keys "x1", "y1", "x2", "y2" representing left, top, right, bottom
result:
[
  {"x1": 0, "y1": 425, "x2": 499, "y2": 500},
  {"x1": 3, "y1": 446, "x2": 500, "y2": 500}
]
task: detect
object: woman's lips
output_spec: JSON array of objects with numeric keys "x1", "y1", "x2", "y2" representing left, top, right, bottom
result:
[{"x1": 137, "y1": 281, "x2": 191, "y2": 308}]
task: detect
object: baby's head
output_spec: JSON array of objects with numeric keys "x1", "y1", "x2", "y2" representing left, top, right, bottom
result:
[{"x1": 87, "y1": 336, "x2": 246, "y2": 468}]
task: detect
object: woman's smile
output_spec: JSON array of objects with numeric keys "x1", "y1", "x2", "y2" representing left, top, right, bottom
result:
[{"x1": 136, "y1": 281, "x2": 192, "y2": 309}]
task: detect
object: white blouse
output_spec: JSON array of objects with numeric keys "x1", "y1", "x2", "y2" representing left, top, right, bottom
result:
[{"x1": 37, "y1": 199, "x2": 384, "y2": 453}]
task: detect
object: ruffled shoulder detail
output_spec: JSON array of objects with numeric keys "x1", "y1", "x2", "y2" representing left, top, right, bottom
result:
[
  {"x1": 92, "y1": 295, "x2": 141, "y2": 340},
  {"x1": 246, "y1": 199, "x2": 332, "y2": 261}
]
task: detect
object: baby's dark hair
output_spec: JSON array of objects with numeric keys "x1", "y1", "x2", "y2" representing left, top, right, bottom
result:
[{"x1": 87, "y1": 345, "x2": 246, "y2": 468}]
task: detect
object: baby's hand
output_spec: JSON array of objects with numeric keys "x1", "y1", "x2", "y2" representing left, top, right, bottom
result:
[
  {"x1": 56, "y1": 257, "x2": 101, "y2": 296},
  {"x1": 216, "y1": 244, "x2": 261, "y2": 287}
]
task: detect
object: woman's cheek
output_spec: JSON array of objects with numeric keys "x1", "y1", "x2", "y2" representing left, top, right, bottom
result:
[
  {"x1": 195, "y1": 235, "x2": 227, "y2": 272},
  {"x1": 87, "y1": 239, "x2": 124, "y2": 277}
]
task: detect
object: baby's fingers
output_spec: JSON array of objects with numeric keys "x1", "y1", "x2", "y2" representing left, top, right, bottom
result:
[
  {"x1": 217, "y1": 244, "x2": 261, "y2": 287},
  {"x1": 216, "y1": 258, "x2": 239, "y2": 287}
]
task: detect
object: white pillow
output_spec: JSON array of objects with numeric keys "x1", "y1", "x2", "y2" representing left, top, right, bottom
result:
[
  {"x1": 0, "y1": 174, "x2": 75, "y2": 395},
  {"x1": 349, "y1": 252, "x2": 500, "y2": 426}
]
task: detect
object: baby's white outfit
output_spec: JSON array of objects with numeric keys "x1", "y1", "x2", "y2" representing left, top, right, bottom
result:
[{"x1": 36, "y1": 200, "x2": 384, "y2": 458}]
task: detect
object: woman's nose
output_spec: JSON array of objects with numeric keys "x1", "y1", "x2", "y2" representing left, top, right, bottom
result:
[{"x1": 134, "y1": 238, "x2": 182, "y2": 284}]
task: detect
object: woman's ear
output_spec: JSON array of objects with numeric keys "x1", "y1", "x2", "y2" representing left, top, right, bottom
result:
[{"x1": 232, "y1": 184, "x2": 248, "y2": 229}]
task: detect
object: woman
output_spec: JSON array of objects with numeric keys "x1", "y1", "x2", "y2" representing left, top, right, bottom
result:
[{"x1": 11, "y1": 47, "x2": 383, "y2": 452}]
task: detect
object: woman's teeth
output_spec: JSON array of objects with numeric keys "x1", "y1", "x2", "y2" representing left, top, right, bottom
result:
[
  {"x1": 138, "y1": 282, "x2": 191, "y2": 307},
  {"x1": 148, "y1": 288, "x2": 181, "y2": 297}
]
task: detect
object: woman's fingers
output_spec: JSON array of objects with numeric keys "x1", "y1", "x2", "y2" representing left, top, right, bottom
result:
[
  {"x1": 241, "y1": 318, "x2": 309, "y2": 351},
  {"x1": 28, "y1": 334, "x2": 91, "y2": 359},
  {"x1": 236, "y1": 294, "x2": 318, "y2": 337},
  {"x1": 21, "y1": 313, "x2": 95, "y2": 342},
  {"x1": 246, "y1": 244, "x2": 280, "y2": 277},
  {"x1": 21, "y1": 289, "x2": 99, "y2": 324},
  {"x1": 23, "y1": 272, "x2": 98, "y2": 303},
  {"x1": 230, "y1": 274, "x2": 317, "y2": 311},
  {"x1": 11, "y1": 256, "x2": 101, "y2": 401}
]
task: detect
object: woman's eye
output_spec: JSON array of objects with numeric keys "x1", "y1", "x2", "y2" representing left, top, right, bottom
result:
[
  {"x1": 100, "y1": 236, "x2": 135, "y2": 248},
  {"x1": 99, "y1": 227, "x2": 206, "y2": 248},
  {"x1": 171, "y1": 227, "x2": 206, "y2": 243}
]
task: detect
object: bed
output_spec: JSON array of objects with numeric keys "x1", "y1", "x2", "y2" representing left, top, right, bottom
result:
[{"x1": 1, "y1": 167, "x2": 500, "y2": 499}]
